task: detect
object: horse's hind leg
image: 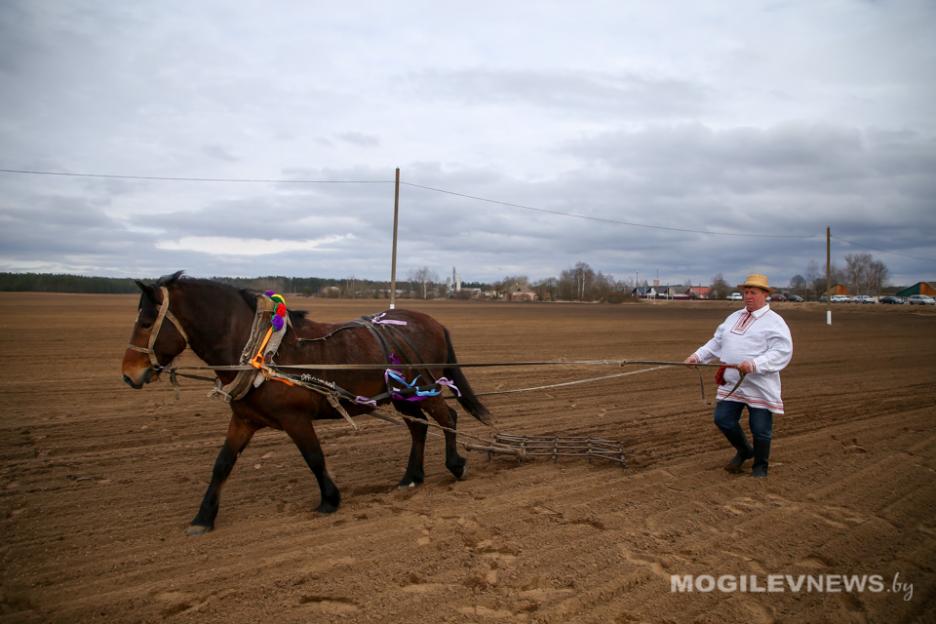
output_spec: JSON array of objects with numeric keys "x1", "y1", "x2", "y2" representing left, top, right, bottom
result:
[
  {"x1": 188, "y1": 413, "x2": 258, "y2": 536},
  {"x1": 393, "y1": 400, "x2": 428, "y2": 487},
  {"x1": 280, "y1": 411, "x2": 341, "y2": 514},
  {"x1": 422, "y1": 397, "x2": 468, "y2": 480}
]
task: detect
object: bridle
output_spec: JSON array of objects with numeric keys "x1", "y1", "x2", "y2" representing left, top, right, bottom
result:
[{"x1": 126, "y1": 286, "x2": 189, "y2": 372}]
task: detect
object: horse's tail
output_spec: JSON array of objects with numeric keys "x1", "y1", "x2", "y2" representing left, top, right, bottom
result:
[{"x1": 443, "y1": 327, "x2": 492, "y2": 426}]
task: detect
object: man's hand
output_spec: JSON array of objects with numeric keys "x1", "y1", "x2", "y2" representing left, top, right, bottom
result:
[
  {"x1": 737, "y1": 359, "x2": 756, "y2": 375},
  {"x1": 684, "y1": 354, "x2": 699, "y2": 368}
]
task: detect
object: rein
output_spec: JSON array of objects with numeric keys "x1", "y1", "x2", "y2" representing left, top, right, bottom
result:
[
  {"x1": 132, "y1": 293, "x2": 744, "y2": 411},
  {"x1": 165, "y1": 357, "x2": 743, "y2": 407},
  {"x1": 168, "y1": 358, "x2": 736, "y2": 372}
]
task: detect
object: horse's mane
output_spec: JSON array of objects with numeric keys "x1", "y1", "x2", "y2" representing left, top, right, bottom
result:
[{"x1": 157, "y1": 270, "x2": 308, "y2": 322}]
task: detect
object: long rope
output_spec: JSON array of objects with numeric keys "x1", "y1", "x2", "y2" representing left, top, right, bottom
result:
[
  {"x1": 164, "y1": 361, "x2": 714, "y2": 462},
  {"x1": 466, "y1": 366, "x2": 670, "y2": 398},
  {"x1": 167, "y1": 360, "x2": 719, "y2": 406},
  {"x1": 166, "y1": 358, "x2": 732, "y2": 374}
]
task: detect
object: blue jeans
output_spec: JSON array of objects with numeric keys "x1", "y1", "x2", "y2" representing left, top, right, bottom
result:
[{"x1": 714, "y1": 400, "x2": 773, "y2": 442}]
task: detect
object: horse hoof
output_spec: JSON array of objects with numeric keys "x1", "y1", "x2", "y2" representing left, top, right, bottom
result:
[
  {"x1": 186, "y1": 524, "x2": 212, "y2": 537},
  {"x1": 398, "y1": 475, "x2": 423, "y2": 488},
  {"x1": 316, "y1": 502, "x2": 339, "y2": 514},
  {"x1": 448, "y1": 462, "x2": 468, "y2": 481}
]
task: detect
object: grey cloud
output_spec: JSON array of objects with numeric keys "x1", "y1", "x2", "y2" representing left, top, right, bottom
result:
[
  {"x1": 336, "y1": 132, "x2": 380, "y2": 147},
  {"x1": 202, "y1": 144, "x2": 239, "y2": 163},
  {"x1": 0, "y1": 194, "x2": 150, "y2": 258},
  {"x1": 0, "y1": 3, "x2": 933, "y2": 286},
  {"x1": 2, "y1": 195, "x2": 114, "y2": 229},
  {"x1": 563, "y1": 122, "x2": 936, "y2": 216},
  {"x1": 140, "y1": 187, "x2": 388, "y2": 241},
  {"x1": 408, "y1": 68, "x2": 711, "y2": 118}
]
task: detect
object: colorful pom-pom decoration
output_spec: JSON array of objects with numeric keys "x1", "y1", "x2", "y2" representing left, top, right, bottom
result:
[
  {"x1": 264, "y1": 292, "x2": 288, "y2": 331},
  {"x1": 271, "y1": 314, "x2": 285, "y2": 332}
]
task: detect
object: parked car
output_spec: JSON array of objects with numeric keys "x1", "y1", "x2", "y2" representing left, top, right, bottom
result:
[
  {"x1": 830, "y1": 294, "x2": 850, "y2": 303},
  {"x1": 854, "y1": 295, "x2": 876, "y2": 304},
  {"x1": 770, "y1": 293, "x2": 786, "y2": 302},
  {"x1": 880, "y1": 296, "x2": 905, "y2": 304},
  {"x1": 907, "y1": 294, "x2": 936, "y2": 305},
  {"x1": 727, "y1": 292, "x2": 742, "y2": 301},
  {"x1": 786, "y1": 294, "x2": 804, "y2": 302}
]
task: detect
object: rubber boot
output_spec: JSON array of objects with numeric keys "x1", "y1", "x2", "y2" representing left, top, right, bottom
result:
[
  {"x1": 751, "y1": 438, "x2": 771, "y2": 478},
  {"x1": 720, "y1": 427, "x2": 754, "y2": 473}
]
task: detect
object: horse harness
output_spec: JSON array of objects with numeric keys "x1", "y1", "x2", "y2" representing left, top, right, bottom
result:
[
  {"x1": 126, "y1": 286, "x2": 190, "y2": 373},
  {"x1": 131, "y1": 290, "x2": 738, "y2": 426},
  {"x1": 235, "y1": 311, "x2": 457, "y2": 429},
  {"x1": 132, "y1": 288, "x2": 455, "y2": 427}
]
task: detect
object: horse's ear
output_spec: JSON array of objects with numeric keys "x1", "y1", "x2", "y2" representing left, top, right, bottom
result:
[
  {"x1": 135, "y1": 280, "x2": 157, "y2": 302},
  {"x1": 160, "y1": 270, "x2": 185, "y2": 285}
]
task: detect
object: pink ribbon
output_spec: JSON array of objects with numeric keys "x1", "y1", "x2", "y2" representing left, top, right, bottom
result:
[
  {"x1": 354, "y1": 396, "x2": 378, "y2": 407},
  {"x1": 433, "y1": 376, "x2": 461, "y2": 397},
  {"x1": 372, "y1": 312, "x2": 407, "y2": 326}
]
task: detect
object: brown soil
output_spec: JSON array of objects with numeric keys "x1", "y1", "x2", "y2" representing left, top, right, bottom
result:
[{"x1": 1, "y1": 294, "x2": 934, "y2": 623}]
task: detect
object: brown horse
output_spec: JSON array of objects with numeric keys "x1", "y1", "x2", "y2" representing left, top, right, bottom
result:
[{"x1": 121, "y1": 271, "x2": 490, "y2": 535}]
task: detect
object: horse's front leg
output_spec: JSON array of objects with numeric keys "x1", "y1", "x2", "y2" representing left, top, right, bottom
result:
[
  {"x1": 187, "y1": 413, "x2": 258, "y2": 536},
  {"x1": 280, "y1": 412, "x2": 341, "y2": 514}
]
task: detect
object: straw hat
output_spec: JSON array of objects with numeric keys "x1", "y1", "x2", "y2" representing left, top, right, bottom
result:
[{"x1": 738, "y1": 273, "x2": 773, "y2": 292}]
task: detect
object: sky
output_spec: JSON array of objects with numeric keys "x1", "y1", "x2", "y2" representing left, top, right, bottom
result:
[{"x1": 1, "y1": 0, "x2": 934, "y2": 288}]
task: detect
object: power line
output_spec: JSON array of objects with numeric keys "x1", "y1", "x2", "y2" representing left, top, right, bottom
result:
[
  {"x1": 3, "y1": 166, "x2": 815, "y2": 238},
  {"x1": 4, "y1": 167, "x2": 927, "y2": 257},
  {"x1": 830, "y1": 234, "x2": 936, "y2": 263},
  {"x1": 0, "y1": 168, "x2": 393, "y2": 184},
  {"x1": 402, "y1": 181, "x2": 817, "y2": 240}
]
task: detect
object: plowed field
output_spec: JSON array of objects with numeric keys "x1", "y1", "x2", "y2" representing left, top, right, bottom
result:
[{"x1": 2, "y1": 294, "x2": 934, "y2": 623}]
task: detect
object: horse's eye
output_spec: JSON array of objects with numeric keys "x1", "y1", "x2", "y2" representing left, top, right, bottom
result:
[{"x1": 137, "y1": 308, "x2": 155, "y2": 329}]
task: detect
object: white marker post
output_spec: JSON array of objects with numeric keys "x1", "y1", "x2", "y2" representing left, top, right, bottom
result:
[
  {"x1": 389, "y1": 167, "x2": 400, "y2": 310},
  {"x1": 826, "y1": 226, "x2": 832, "y2": 325}
]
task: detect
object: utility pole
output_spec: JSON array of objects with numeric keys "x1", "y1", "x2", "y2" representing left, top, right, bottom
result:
[
  {"x1": 390, "y1": 167, "x2": 400, "y2": 310},
  {"x1": 826, "y1": 226, "x2": 831, "y2": 325}
]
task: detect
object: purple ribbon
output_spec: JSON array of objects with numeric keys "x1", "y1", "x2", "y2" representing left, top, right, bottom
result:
[{"x1": 354, "y1": 396, "x2": 377, "y2": 407}]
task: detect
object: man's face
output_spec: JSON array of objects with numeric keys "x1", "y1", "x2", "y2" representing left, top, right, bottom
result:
[{"x1": 743, "y1": 286, "x2": 768, "y2": 312}]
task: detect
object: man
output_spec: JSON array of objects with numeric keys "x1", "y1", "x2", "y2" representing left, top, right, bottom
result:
[{"x1": 684, "y1": 274, "x2": 793, "y2": 478}]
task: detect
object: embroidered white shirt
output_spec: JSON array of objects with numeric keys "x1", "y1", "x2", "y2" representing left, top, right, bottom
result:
[{"x1": 693, "y1": 304, "x2": 793, "y2": 413}]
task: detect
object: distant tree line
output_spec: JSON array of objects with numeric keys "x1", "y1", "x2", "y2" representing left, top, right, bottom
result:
[
  {"x1": 487, "y1": 262, "x2": 634, "y2": 303},
  {"x1": 1, "y1": 252, "x2": 895, "y2": 301},
  {"x1": 212, "y1": 275, "x2": 390, "y2": 298},
  {"x1": 0, "y1": 271, "x2": 465, "y2": 300},
  {"x1": 0, "y1": 272, "x2": 394, "y2": 297},
  {"x1": 0, "y1": 273, "x2": 139, "y2": 293},
  {"x1": 786, "y1": 253, "x2": 890, "y2": 297},
  {"x1": 706, "y1": 254, "x2": 893, "y2": 300}
]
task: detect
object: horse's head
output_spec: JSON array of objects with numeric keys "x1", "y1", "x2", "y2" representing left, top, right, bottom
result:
[{"x1": 122, "y1": 272, "x2": 189, "y2": 389}]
